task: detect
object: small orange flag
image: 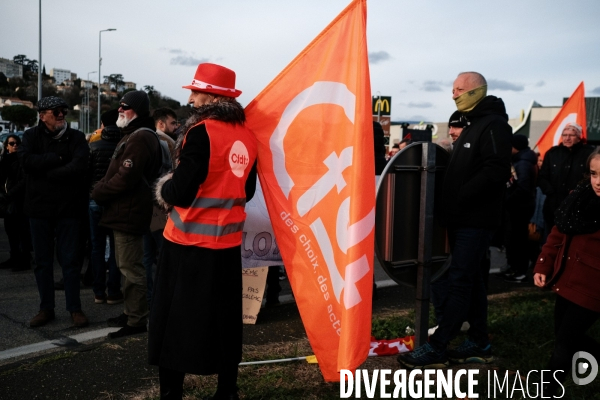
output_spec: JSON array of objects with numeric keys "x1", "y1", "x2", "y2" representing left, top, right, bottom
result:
[
  {"x1": 535, "y1": 82, "x2": 587, "y2": 157},
  {"x1": 245, "y1": 0, "x2": 374, "y2": 382}
]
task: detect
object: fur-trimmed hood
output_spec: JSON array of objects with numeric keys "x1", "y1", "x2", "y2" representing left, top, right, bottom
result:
[
  {"x1": 174, "y1": 98, "x2": 246, "y2": 158},
  {"x1": 181, "y1": 98, "x2": 245, "y2": 136}
]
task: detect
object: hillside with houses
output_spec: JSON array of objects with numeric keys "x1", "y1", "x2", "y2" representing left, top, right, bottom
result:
[{"x1": 0, "y1": 55, "x2": 189, "y2": 133}]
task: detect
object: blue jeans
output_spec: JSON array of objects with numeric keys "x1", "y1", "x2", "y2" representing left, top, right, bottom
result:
[
  {"x1": 89, "y1": 200, "x2": 121, "y2": 297},
  {"x1": 30, "y1": 217, "x2": 82, "y2": 312},
  {"x1": 143, "y1": 229, "x2": 164, "y2": 305},
  {"x1": 429, "y1": 227, "x2": 493, "y2": 351}
]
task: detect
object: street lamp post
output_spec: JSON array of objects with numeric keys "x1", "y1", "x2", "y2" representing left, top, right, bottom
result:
[
  {"x1": 38, "y1": 0, "x2": 42, "y2": 101},
  {"x1": 98, "y1": 28, "x2": 116, "y2": 129},
  {"x1": 86, "y1": 71, "x2": 96, "y2": 133}
]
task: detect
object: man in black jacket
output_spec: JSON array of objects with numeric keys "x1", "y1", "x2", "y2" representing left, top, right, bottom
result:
[
  {"x1": 398, "y1": 72, "x2": 512, "y2": 369},
  {"x1": 19, "y1": 96, "x2": 90, "y2": 328},
  {"x1": 537, "y1": 123, "x2": 594, "y2": 234},
  {"x1": 92, "y1": 90, "x2": 160, "y2": 339}
]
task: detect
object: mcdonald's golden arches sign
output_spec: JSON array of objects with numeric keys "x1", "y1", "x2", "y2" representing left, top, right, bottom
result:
[{"x1": 372, "y1": 96, "x2": 391, "y2": 116}]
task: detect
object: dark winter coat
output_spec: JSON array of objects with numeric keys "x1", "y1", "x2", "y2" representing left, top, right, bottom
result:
[
  {"x1": 534, "y1": 225, "x2": 600, "y2": 313},
  {"x1": 88, "y1": 125, "x2": 122, "y2": 193},
  {"x1": 506, "y1": 147, "x2": 538, "y2": 213},
  {"x1": 19, "y1": 121, "x2": 90, "y2": 219},
  {"x1": 441, "y1": 96, "x2": 513, "y2": 229},
  {"x1": 0, "y1": 152, "x2": 26, "y2": 215},
  {"x1": 91, "y1": 116, "x2": 160, "y2": 235},
  {"x1": 537, "y1": 141, "x2": 595, "y2": 220}
]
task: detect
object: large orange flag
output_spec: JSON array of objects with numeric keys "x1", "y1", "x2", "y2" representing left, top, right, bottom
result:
[
  {"x1": 535, "y1": 82, "x2": 587, "y2": 157},
  {"x1": 245, "y1": 0, "x2": 374, "y2": 382}
]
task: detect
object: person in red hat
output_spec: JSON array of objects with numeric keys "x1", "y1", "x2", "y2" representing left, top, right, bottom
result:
[{"x1": 148, "y1": 63, "x2": 258, "y2": 400}]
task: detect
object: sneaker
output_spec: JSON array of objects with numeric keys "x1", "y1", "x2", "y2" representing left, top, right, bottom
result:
[
  {"x1": 499, "y1": 268, "x2": 515, "y2": 278},
  {"x1": 30, "y1": 309, "x2": 55, "y2": 328},
  {"x1": 107, "y1": 324, "x2": 147, "y2": 339},
  {"x1": 71, "y1": 310, "x2": 89, "y2": 328},
  {"x1": 447, "y1": 339, "x2": 494, "y2": 364},
  {"x1": 106, "y1": 292, "x2": 124, "y2": 305},
  {"x1": 504, "y1": 274, "x2": 526, "y2": 283},
  {"x1": 94, "y1": 294, "x2": 107, "y2": 304},
  {"x1": 397, "y1": 342, "x2": 449, "y2": 369},
  {"x1": 107, "y1": 313, "x2": 128, "y2": 327}
]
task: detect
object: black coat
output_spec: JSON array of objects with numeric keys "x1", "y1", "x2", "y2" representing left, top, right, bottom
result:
[
  {"x1": 19, "y1": 121, "x2": 90, "y2": 219},
  {"x1": 506, "y1": 147, "x2": 538, "y2": 213},
  {"x1": 0, "y1": 152, "x2": 26, "y2": 215},
  {"x1": 441, "y1": 96, "x2": 513, "y2": 229},
  {"x1": 88, "y1": 125, "x2": 122, "y2": 193},
  {"x1": 538, "y1": 141, "x2": 595, "y2": 219}
]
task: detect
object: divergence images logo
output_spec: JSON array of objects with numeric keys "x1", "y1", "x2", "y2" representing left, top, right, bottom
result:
[{"x1": 572, "y1": 351, "x2": 598, "y2": 386}]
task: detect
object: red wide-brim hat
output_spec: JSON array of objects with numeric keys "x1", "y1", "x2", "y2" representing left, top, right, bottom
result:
[{"x1": 182, "y1": 63, "x2": 242, "y2": 98}]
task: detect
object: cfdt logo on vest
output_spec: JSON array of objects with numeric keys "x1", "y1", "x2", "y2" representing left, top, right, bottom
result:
[{"x1": 229, "y1": 140, "x2": 250, "y2": 177}]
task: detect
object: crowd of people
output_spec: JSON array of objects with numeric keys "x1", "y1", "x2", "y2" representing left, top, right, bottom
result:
[
  {"x1": 0, "y1": 62, "x2": 257, "y2": 400},
  {"x1": 1, "y1": 66, "x2": 598, "y2": 398}
]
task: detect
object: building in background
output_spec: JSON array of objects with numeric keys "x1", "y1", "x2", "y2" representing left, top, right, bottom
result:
[
  {"x1": 0, "y1": 58, "x2": 23, "y2": 78},
  {"x1": 123, "y1": 81, "x2": 136, "y2": 90},
  {"x1": 50, "y1": 68, "x2": 71, "y2": 85}
]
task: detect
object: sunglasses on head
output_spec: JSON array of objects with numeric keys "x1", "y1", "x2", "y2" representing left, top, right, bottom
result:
[
  {"x1": 7, "y1": 141, "x2": 18, "y2": 146},
  {"x1": 119, "y1": 103, "x2": 133, "y2": 111},
  {"x1": 47, "y1": 108, "x2": 68, "y2": 117}
]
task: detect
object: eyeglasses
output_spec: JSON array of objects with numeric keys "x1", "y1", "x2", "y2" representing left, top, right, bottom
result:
[
  {"x1": 561, "y1": 134, "x2": 578, "y2": 138},
  {"x1": 47, "y1": 108, "x2": 68, "y2": 117},
  {"x1": 7, "y1": 142, "x2": 18, "y2": 146},
  {"x1": 119, "y1": 103, "x2": 133, "y2": 111}
]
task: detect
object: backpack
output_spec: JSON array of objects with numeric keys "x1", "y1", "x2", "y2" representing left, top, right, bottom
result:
[{"x1": 131, "y1": 128, "x2": 173, "y2": 186}]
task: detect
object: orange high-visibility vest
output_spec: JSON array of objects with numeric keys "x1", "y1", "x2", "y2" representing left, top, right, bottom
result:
[{"x1": 163, "y1": 119, "x2": 257, "y2": 249}]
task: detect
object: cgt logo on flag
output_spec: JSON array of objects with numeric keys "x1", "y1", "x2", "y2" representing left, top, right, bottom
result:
[{"x1": 245, "y1": 0, "x2": 374, "y2": 382}]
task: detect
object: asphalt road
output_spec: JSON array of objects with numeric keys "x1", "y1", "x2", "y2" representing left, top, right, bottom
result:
[{"x1": 0, "y1": 218, "x2": 526, "y2": 399}]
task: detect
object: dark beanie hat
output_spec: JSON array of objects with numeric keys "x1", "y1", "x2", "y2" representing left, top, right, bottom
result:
[
  {"x1": 37, "y1": 96, "x2": 68, "y2": 111},
  {"x1": 101, "y1": 109, "x2": 119, "y2": 127},
  {"x1": 511, "y1": 134, "x2": 529, "y2": 151},
  {"x1": 448, "y1": 110, "x2": 468, "y2": 128},
  {"x1": 120, "y1": 90, "x2": 150, "y2": 117}
]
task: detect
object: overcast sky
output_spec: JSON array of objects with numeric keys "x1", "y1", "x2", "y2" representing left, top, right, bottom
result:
[{"x1": 2, "y1": 0, "x2": 599, "y2": 123}]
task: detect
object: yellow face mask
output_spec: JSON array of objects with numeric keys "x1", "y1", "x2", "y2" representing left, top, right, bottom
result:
[{"x1": 454, "y1": 85, "x2": 487, "y2": 112}]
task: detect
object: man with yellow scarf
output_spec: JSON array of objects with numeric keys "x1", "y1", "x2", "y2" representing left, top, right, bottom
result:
[{"x1": 398, "y1": 72, "x2": 512, "y2": 369}]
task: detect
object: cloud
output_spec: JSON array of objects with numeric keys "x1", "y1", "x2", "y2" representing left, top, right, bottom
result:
[
  {"x1": 422, "y1": 81, "x2": 444, "y2": 92},
  {"x1": 368, "y1": 51, "x2": 391, "y2": 64},
  {"x1": 159, "y1": 47, "x2": 183, "y2": 54},
  {"x1": 170, "y1": 56, "x2": 209, "y2": 66},
  {"x1": 487, "y1": 79, "x2": 524, "y2": 91},
  {"x1": 592, "y1": 86, "x2": 600, "y2": 94},
  {"x1": 407, "y1": 101, "x2": 433, "y2": 108},
  {"x1": 534, "y1": 80, "x2": 545, "y2": 87}
]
